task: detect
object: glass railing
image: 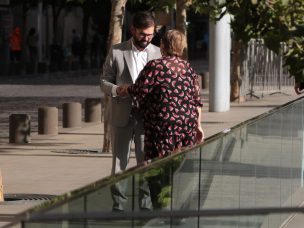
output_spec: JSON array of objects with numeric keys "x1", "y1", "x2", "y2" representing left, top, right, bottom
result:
[{"x1": 6, "y1": 96, "x2": 304, "y2": 228}]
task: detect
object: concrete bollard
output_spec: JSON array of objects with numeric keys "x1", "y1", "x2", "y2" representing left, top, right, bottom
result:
[
  {"x1": 0, "y1": 170, "x2": 3, "y2": 202},
  {"x1": 62, "y1": 102, "x2": 82, "y2": 128},
  {"x1": 85, "y1": 98, "x2": 102, "y2": 123},
  {"x1": 9, "y1": 114, "x2": 31, "y2": 143},
  {"x1": 38, "y1": 107, "x2": 58, "y2": 135}
]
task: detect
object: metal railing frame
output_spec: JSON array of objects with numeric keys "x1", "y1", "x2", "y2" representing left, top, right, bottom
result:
[
  {"x1": 22, "y1": 207, "x2": 304, "y2": 222},
  {"x1": 241, "y1": 39, "x2": 294, "y2": 99}
]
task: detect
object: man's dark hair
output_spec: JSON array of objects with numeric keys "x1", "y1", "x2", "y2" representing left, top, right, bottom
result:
[{"x1": 132, "y1": 11, "x2": 155, "y2": 29}]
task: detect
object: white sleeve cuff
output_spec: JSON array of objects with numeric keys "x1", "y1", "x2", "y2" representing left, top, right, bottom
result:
[{"x1": 112, "y1": 85, "x2": 118, "y2": 97}]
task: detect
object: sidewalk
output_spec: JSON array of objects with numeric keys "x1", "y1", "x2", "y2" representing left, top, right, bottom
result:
[{"x1": 0, "y1": 86, "x2": 302, "y2": 227}]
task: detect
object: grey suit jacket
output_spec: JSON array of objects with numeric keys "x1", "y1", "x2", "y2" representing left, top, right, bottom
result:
[{"x1": 100, "y1": 39, "x2": 161, "y2": 127}]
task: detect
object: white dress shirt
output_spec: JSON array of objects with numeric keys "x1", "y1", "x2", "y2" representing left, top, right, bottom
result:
[
  {"x1": 131, "y1": 42, "x2": 148, "y2": 83},
  {"x1": 112, "y1": 40, "x2": 149, "y2": 96}
]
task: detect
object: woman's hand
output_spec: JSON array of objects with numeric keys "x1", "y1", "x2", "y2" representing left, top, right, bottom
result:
[
  {"x1": 196, "y1": 107, "x2": 204, "y2": 143},
  {"x1": 294, "y1": 82, "x2": 303, "y2": 95},
  {"x1": 116, "y1": 84, "x2": 129, "y2": 96},
  {"x1": 196, "y1": 126, "x2": 204, "y2": 143}
]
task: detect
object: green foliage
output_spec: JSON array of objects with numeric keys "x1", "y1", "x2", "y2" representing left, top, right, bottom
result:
[
  {"x1": 191, "y1": 0, "x2": 304, "y2": 82},
  {"x1": 143, "y1": 155, "x2": 185, "y2": 209},
  {"x1": 158, "y1": 185, "x2": 171, "y2": 207},
  {"x1": 191, "y1": 0, "x2": 210, "y2": 14},
  {"x1": 280, "y1": 0, "x2": 304, "y2": 77},
  {"x1": 128, "y1": 0, "x2": 175, "y2": 12},
  {"x1": 285, "y1": 37, "x2": 304, "y2": 82},
  {"x1": 146, "y1": 0, "x2": 176, "y2": 11}
]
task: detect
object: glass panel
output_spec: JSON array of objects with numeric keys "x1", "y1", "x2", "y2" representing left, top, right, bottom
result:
[
  {"x1": 46, "y1": 176, "x2": 135, "y2": 214},
  {"x1": 171, "y1": 150, "x2": 200, "y2": 211},
  {"x1": 239, "y1": 125, "x2": 256, "y2": 208},
  {"x1": 220, "y1": 132, "x2": 241, "y2": 209},
  {"x1": 23, "y1": 213, "x2": 299, "y2": 228},
  {"x1": 200, "y1": 138, "x2": 224, "y2": 209},
  {"x1": 47, "y1": 196, "x2": 86, "y2": 214},
  {"x1": 290, "y1": 103, "x2": 304, "y2": 207},
  {"x1": 24, "y1": 221, "x2": 135, "y2": 228},
  {"x1": 17, "y1": 97, "x2": 304, "y2": 227},
  {"x1": 254, "y1": 113, "x2": 282, "y2": 208},
  {"x1": 86, "y1": 185, "x2": 112, "y2": 212},
  {"x1": 24, "y1": 223, "x2": 62, "y2": 228},
  {"x1": 199, "y1": 131, "x2": 242, "y2": 210},
  {"x1": 200, "y1": 215, "x2": 256, "y2": 228}
]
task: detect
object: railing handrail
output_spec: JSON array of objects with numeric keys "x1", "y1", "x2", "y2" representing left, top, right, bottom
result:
[{"x1": 26, "y1": 206, "x2": 304, "y2": 222}]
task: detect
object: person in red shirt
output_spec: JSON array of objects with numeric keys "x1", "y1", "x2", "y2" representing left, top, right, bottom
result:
[{"x1": 9, "y1": 26, "x2": 22, "y2": 62}]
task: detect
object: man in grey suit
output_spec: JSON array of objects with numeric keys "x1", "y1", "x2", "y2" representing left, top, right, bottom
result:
[{"x1": 100, "y1": 11, "x2": 161, "y2": 211}]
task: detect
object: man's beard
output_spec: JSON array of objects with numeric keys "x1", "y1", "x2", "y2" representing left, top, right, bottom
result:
[{"x1": 133, "y1": 38, "x2": 150, "y2": 49}]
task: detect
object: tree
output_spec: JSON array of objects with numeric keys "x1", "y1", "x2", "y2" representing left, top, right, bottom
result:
[
  {"x1": 107, "y1": 0, "x2": 128, "y2": 50},
  {"x1": 176, "y1": 0, "x2": 191, "y2": 59},
  {"x1": 128, "y1": 0, "x2": 175, "y2": 12},
  {"x1": 191, "y1": 0, "x2": 304, "y2": 100},
  {"x1": 46, "y1": 0, "x2": 66, "y2": 44},
  {"x1": 67, "y1": 0, "x2": 111, "y2": 66},
  {"x1": 273, "y1": 0, "x2": 304, "y2": 83},
  {"x1": 102, "y1": 0, "x2": 128, "y2": 153},
  {"x1": 67, "y1": 0, "x2": 99, "y2": 63}
]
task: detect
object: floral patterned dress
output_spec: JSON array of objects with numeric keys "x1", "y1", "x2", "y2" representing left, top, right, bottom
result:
[{"x1": 128, "y1": 56, "x2": 202, "y2": 159}]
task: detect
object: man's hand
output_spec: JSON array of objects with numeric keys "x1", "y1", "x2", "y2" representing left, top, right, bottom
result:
[
  {"x1": 294, "y1": 82, "x2": 303, "y2": 95},
  {"x1": 116, "y1": 84, "x2": 129, "y2": 96}
]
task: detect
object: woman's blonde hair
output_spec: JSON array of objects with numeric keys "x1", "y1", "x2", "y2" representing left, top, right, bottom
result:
[{"x1": 161, "y1": 29, "x2": 186, "y2": 57}]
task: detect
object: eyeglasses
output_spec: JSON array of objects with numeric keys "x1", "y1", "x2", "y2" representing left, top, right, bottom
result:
[{"x1": 136, "y1": 29, "x2": 155, "y2": 39}]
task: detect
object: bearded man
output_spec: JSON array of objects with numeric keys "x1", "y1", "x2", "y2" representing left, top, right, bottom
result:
[{"x1": 100, "y1": 11, "x2": 161, "y2": 211}]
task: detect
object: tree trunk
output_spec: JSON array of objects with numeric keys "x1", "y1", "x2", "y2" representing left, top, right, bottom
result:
[
  {"x1": 81, "y1": 0, "x2": 97, "y2": 63},
  {"x1": 176, "y1": 0, "x2": 191, "y2": 60},
  {"x1": 106, "y1": 0, "x2": 126, "y2": 51},
  {"x1": 230, "y1": 39, "x2": 242, "y2": 102},
  {"x1": 21, "y1": 2, "x2": 28, "y2": 65},
  {"x1": 102, "y1": 0, "x2": 127, "y2": 153},
  {"x1": 51, "y1": 4, "x2": 57, "y2": 44},
  {"x1": 80, "y1": 10, "x2": 90, "y2": 63},
  {"x1": 51, "y1": 4, "x2": 63, "y2": 45}
]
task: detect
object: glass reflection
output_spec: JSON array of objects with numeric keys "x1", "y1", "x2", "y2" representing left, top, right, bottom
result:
[{"x1": 18, "y1": 98, "x2": 304, "y2": 227}]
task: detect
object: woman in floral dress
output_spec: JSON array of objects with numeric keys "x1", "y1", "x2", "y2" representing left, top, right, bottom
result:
[{"x1": 119, "y1": 30, "x2": 203, "y2": 160}]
